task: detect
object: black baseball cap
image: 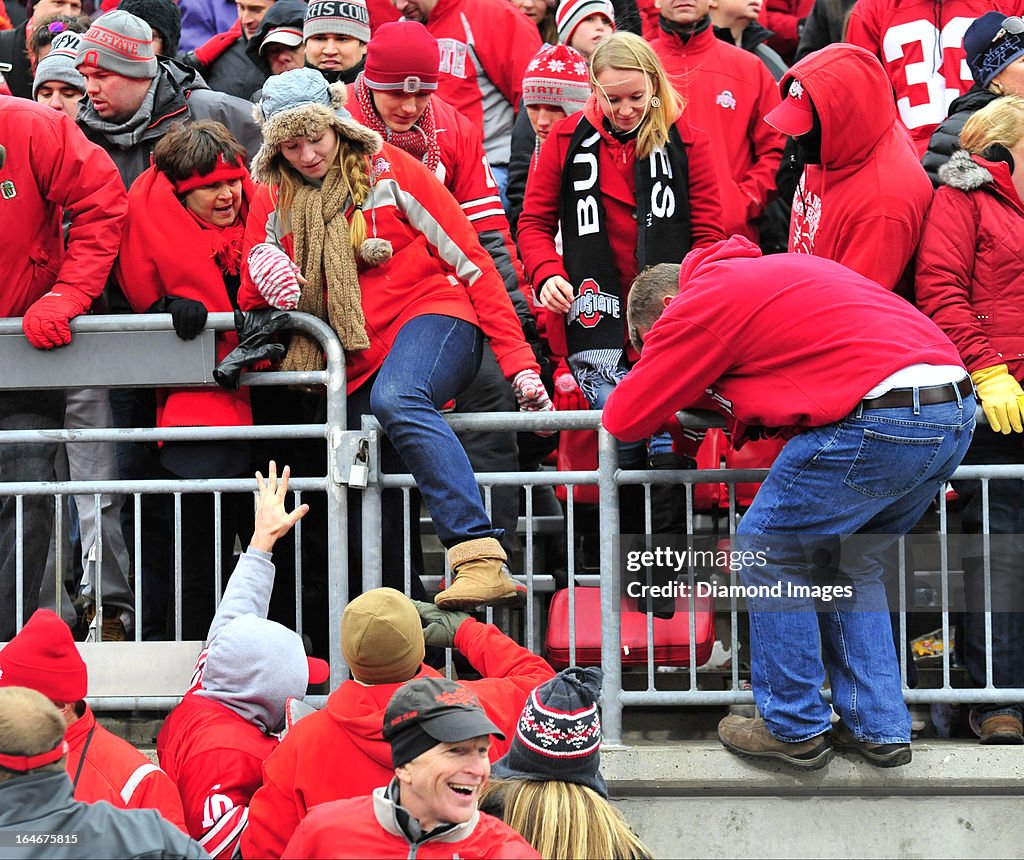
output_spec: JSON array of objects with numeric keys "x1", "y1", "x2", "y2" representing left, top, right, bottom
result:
[{"x1": 383, "y1": 677, "x2": 504, "y2": 766}]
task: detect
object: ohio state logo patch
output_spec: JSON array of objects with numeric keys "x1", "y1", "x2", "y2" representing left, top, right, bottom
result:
[
  {"x1": 569, "y1": 279, "x2": 620, "y2": 329},
  {"x1": 715, "y1": 90, "x2": 737, "y2": 110}
]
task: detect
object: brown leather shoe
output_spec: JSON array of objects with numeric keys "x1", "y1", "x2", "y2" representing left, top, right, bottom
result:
[
  {"x1": 718, "y1": 715, "x2": 832, "y2": 770},
  {"x1": 980, "y1": 714, "x2": 1024, "y2": 745},
  {"x1": 831, "y1": 720, "x2": 912, "y2": 767}
]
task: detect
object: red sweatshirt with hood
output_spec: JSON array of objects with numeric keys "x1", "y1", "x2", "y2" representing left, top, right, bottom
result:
[
  {"x1": 846, "y1": 0, "x2": 1024, "y2": 156},
  {"x1": 240, "y1": 619, "x2": 554, "y2": 859},
  {"x1": 602, "y1": 236, "x2": 965, "y2": 448},
  {"x1": 784, "y1": 43, "x2": 934, "y2": 293}
]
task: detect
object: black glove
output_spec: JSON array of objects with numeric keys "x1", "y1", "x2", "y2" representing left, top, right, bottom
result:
[
  {"x1": 148, "y1": 296, "x2": 208, "y2": 340},
  {"x1": 213, "y1": 309, "x2": 291, "y2": 391}
]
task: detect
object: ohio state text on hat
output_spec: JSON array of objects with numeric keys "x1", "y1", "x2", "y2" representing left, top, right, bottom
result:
[{"x1": 76, "y1": 10, "x2": 158, "y2": 79}]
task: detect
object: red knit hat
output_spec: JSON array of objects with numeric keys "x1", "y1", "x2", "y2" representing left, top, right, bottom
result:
[
  {"x1": 0, "y1": 610, "x2": 87, "y2": 703},
  {"x1": 363, "y1": 21, "x2": 439, "y2": 93},
  {"x1": 522, "y1": 43, "x2": 591, "y2": 115}
]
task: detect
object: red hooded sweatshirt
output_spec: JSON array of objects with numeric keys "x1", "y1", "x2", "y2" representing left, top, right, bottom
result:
[
  {"x1": 240, "y1": 619, "x2": 554, "y2": 859},
  {"x1": 784, "y1": 44, "x2": 934, "y2": 293},
  {"x1": 602, "y1": 236, "x2": 965, "y2": 447}
]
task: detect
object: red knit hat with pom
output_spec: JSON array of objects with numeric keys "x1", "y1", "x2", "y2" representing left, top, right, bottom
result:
[{"x1": 0, "y1": 610, "x2": 87, "y2": 703}]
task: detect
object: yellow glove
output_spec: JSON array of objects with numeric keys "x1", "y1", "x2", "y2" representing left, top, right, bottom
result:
[{"x1": 970, "y1": 364, "x2": 1024, "y2": 434}]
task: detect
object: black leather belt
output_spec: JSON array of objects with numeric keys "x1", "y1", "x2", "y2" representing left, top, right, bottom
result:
[{"x1": 861, "y1": 376, "x2": 974, "y2": 410}]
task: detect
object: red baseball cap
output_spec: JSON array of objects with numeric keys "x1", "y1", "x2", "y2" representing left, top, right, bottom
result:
[{"x1": 765, "y1": 77, "x2": 815, "y2": 137}]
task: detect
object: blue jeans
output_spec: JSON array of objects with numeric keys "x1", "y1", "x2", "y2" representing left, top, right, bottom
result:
[
  {"x1": 369, "y1": 315, "x2": 501, "y2": 548},
  {"x1": 736, "y1": 393, "x2": 975, "y2": 744}
]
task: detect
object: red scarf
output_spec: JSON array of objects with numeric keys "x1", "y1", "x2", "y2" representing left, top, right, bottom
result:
[{"x1": 355, "y1": 76, "x2": 442, "y2": 175}]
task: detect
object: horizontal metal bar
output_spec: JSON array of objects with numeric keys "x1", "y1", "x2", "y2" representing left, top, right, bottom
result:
[
  {"x1": 0, "y1": 477, "x2": 329, "y2": 495},
  {"x1": 0, "y1": 424, "x2": 326, "y2": 445}
]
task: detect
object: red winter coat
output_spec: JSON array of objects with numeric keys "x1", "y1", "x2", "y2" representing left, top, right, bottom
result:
[
  {"x1": 240, "y1": 142, "x2": 537, "y2": 393},
  {"x1": 652, "y1": 26, "x2": 784, "y2": 241},
  {"x1": 65, "y1": 705, "x2": 187, "y2": 833},
  {"x1": 0, "y1": 97, "x2": 125, "y2": 318},
  {"x1": 115, "y1": 164, "x2": 253, "y2": 429},
  {"x1": 602, "y1": 236, "x2": 965, "y2": 447},
  {"x1": 240, "y1": 619, "x2": 554, "y2": 859},
  {"x1": 517, "y1": 96, "x2": 725, "y2": 360},
  {"x1": 281, "y1": 787, "x2": 540, "y2": 859},
  {"x1": 916, "y1": 150, "x2": 1024, "y2": 382},
  {"x1": 783, "y1": 44, "x2": 933, "y2": 293},
  {"x1": 846, "y1": 0, "x2": 1024, "y2": 156},
  {"x1": 157, "y1": 693, "x2": 278, "y2": 858},
  {"x1": 418, "y1": 0, "x2": 541, "y2": 164}
]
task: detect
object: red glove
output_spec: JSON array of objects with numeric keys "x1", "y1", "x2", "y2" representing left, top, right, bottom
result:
[
  {"x1": 22, "y1": 290, "x2": 87, "y2": 349},
  {"x1": 553, "y1": 360, "x2": 588, "y2": 411},
  {"x1": 512, "y1": 368, "x2": 555, "y2": 437}
]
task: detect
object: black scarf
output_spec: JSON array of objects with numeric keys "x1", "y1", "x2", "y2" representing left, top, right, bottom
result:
[{"x1": 559, "y1": 116, "x2": 691, "y2": 358}]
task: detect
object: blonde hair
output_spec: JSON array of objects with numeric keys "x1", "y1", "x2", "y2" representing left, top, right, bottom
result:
[
  {"x1": 0, "y1": 687, "x2": 66, "y2": 781},
  {"x1": 589, "y1": 31, "x2": 684, "y2": 161},
  {"x1": 960, "y1": 95, "x2": 1024, "y2": 155},
  {"x1": 268, "y1": 131, "x2": 370, "y2": 253},
  {"x1": 480, "y1": 779, "x2": 651, "y2": 860}
]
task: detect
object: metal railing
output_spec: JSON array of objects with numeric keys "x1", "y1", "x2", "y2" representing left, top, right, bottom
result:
[{"x1": 2, "y1": 316, "x2": 1021, "y2": 744}]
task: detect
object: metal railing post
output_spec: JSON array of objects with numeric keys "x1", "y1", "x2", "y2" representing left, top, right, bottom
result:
[{"x1": 598, "y1": 424, "x2": 623, "y2": 746}]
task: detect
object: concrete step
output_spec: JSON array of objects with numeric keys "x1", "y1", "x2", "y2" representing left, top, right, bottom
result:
[{"x1": 602, "y1": 741, "x2": 1024, "y2": 859}]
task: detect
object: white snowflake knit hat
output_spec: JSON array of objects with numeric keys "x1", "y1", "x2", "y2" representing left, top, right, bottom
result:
[{"x1": 522, "y1": 43, "x2": 591, "y2": 115}]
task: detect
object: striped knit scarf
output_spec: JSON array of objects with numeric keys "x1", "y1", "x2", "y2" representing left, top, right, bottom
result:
[
  {"x1": 285, "y1": 167, "x2": 370, "y2": 372},
  {"x1": 355, "y1": 76, "x2": 442, "y2": 175}
]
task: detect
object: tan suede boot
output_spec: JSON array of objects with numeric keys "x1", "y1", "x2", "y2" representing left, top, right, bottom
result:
[{"x1": 435, "y1": 537, "x2": 524, "y2": 610}]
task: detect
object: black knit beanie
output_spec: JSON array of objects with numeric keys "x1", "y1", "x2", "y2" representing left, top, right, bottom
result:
[
  {"x1": 118, "y1": 0, "x2": 181, "y2": 56},
  {"x1": 490, "y1": 667, "x2": 607, "y2": 798}
]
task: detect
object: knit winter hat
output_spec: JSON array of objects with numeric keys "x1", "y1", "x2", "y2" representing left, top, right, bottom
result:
[
  {"x1": 965, "y1": 11, "x2": 1024, "y2": 88},
  {"x1": 522, "y1": 43, "x2": 590, "y2": 114},
  {"x1": 341, "y1": 588, "x2": 425, "y2": 684},
  {"x1": 76, "y1": 10, "x2": 158, "y2": 79},
  {"x1": 556, "y1": 0, "x2": 614, "y2": 46},
  {"x1": 250, "y1": 66, "x2": 382, "y2": 184},
  {"x1": 304, "y1": 0, "x2": 371, "y2": 43},
  {"x1": 363, "y1": 21, "x2": 439, "y2": 93},
  {"x1": 0, "y1": 610, "x2": 88, "y2": 704},
  {"x1": 33, "y1": 30, "x2": 86, "y2": 98},
  {"x1": 118, "y1": 0, "x2": 181, "y2": 56},
  {"x1": 490, "y1": 666, "x2": 607, "y2": 797}
]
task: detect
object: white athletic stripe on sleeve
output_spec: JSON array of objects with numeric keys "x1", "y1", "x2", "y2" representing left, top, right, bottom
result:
[
  {"x1": 120, "y1": 763, "x2": 161, "y2": 805},
  {"x1": 200, "y1": 807, "x2": 249, "y2": 859}
]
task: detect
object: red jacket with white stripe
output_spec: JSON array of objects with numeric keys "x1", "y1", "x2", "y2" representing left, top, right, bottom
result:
[
  {"x1": 157, "y1": 694, "x2": 277, "y2": 858},
  {"x1": 345, "y1": 89, "x2": 533, "y2": 325},
  {"x1": 417, "y1": 0, "x2": 541, "y2": 165},
  {"x1": 65, "y1": 705, "x2": 187, "y2": 833},
  {"x1": 240, "y1": 141, "x2": 538, "y2": 393}
]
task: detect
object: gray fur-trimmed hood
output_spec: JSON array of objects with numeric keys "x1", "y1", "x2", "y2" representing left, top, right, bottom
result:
[
  {"x1": 938, "y1": 148, "x2": 994, "y2": 191},
  {"x1": 249, "y1": 70, "x2": 382, "y2": 184}
]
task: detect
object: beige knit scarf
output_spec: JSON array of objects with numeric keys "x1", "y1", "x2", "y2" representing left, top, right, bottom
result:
[{"x1": 283, "y1": 167, "x2": 370, "y2": 372}]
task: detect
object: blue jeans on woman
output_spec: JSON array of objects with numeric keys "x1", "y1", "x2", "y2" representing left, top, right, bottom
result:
[
  {"x1": 368, "y1": 315, "x2": 502, "y2": 549},
  {"x1": 736, "y1": 392, "x2": 975, "y2": 744}
]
